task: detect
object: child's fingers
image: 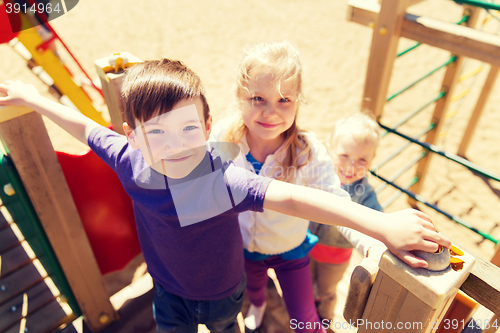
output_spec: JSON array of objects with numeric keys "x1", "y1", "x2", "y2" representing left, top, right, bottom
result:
[
  {"x1": 412, "y1": 210, "x2": 436, "y2": 229},
  {"x1": 397, "y1": 251, "x2": 428, "y2": 268},
  {"x1": 423, "y1": 229, "x2": 452, "y2": 249}
]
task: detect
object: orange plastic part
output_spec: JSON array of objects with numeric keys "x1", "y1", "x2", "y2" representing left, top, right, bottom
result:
[
  {"x1": 0, "y1": 1, "x2": 21, "y2": 44},
  {"x1": 57, "y1": 149, "x2": 141, "y2": 275}
]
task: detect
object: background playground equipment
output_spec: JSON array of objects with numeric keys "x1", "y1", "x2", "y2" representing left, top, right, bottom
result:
[
  {"x1": 346, "y1": 0, "x2": 500, "y2": 331},
  {"x1": 0, "y1": 33, "x2": 146, "y2": 333},
  {"x1": 1, "y1": 2, "x2": 107, "y2": 126},
  {"x1": 347, "y1": 0, "x2": 500, "y2": 245}
]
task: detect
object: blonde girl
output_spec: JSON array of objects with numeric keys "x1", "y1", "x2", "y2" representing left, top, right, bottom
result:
[{"x1": 210, "y1": 41, "x2": 347, "y2": 332}]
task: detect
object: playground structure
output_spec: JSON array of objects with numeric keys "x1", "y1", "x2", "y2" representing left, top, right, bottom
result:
[
  {"x1": 344, "y1": 0, "x2": 500, "y2": 331},
  {"x1": 0, "y1": 1, "x2": 500, "y2": 332},
  {"x1": 0, "y1": 6, "x2": 147, "y2": 332},
  {"x1": 347, "y1": 0, "x2": 500, "y2": 245}
]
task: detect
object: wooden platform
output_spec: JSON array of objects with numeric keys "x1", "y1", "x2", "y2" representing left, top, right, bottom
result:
[{"x1": 0, "y1": 208, "x2": 76, "y2": 333}]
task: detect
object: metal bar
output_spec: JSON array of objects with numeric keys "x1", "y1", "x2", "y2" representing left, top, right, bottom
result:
[
  {"x1": 372, "y1": 123, "x2": 435, "y2": 171},
  {"x1": 397, "y1": 42, "x2": 421, "y2": 57},
  {"x1": 454, "y1": 0, "x2": 500, "y2": 11},
  {"x1": 381, "y1": 92, "x2": 445, "y2": 138},
  {"x1": 370, "y1": 171, "x2": 499, "y2": 244},
  {"x1": 381, "y1": 176, "x2": 419, "y2": 209},
  {"x1": 387, "y1": 56, "x2": 456, "y2": 101},
  {"x1": 378, "y1": 123, "x2": 500, "y2": 182},
  {"x1": 375, "y1": 151, "x2": 426, "y2": 194}
]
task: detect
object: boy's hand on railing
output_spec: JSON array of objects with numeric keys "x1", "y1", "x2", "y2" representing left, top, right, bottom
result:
[
  {"x1": 0, "y1": 80, "x2": 40, "y2": 107},
  {"x1": 380, "y1": 209, "x2": 452, "y2": 269}
]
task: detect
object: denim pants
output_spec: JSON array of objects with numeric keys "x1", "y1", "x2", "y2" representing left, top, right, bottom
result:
[{"x1": 153, "y1": 276, "x2": 246, "y2": 333}]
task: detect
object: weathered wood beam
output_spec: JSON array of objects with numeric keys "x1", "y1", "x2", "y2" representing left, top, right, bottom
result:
[
  {"x1": 460, "y1": 252, "x2": 500, "y2": 317},
  {"x1": 347, "y1": 1, "x2": 500, "y2": 66}
]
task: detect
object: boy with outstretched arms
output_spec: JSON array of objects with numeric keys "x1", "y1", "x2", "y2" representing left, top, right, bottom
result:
[{"x1": 0, "y1": 59, "x2": 450, "y2": 333}]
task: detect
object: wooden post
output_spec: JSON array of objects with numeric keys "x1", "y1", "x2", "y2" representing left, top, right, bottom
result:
[
  {"x1": 361, "y1": 0, "x2": 410, "y2": 119},
  {"x1": 0, "y1": 106, "x2": 118, "y2": 331},
  {"x1": 457, "y1": 65, "x2": 499, "y2": 157},
  {"x1": 95, "y1": 52, "x2": 143, "y2": 135},
  {"x1": 359, "y1": 249, "x2": 475, "y2": 333},
  {"x1": 408, "y1": 5, "x2": 480, "y2": 205}
]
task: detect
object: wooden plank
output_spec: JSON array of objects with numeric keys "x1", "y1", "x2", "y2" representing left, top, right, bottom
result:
[
  {"x1": 343, "y1": 256, "x2": 379, "y2": 324},
  {"x1": 0, "y1": 263, "x2": 45, "y2": 304},
  {"x1": 457, "y1": 65, "x2": 499, "y2": 156},
  {"x1": 94, "y1": 52, "x2": 142, "y2": 135},
  {"x1": 0, "y1": 243, "x2": 33, "y2": 277},
  {"x1": 460, "y1": 253, "x2": 500, "y2": 317},
  {"x1": 401, "y1": 14, "x2": 500, "y2": 67},
  {"x1": 0, "y1": 223, "x2": 21, "y2": 253},
  {"x1": 3, "y1": 298, "x2": 75, "y2": 333},
  {"x1": 346, "y1": 0, "x2": 379, "y2": 27},
  {"x1": 361, "y1": 0, "x2": 411, "y2": 119},
  {"x1": 346, "y1": 2, "x2": 500, "y2": 66},
  {"x1": 0, "y1": 106, "x2": 33, "y2": 124},
  {"x1": 491, "y1": 246, "x2": 500, "y2": 268},
  {"x1": 0, "y1": 280, "x2": 56, "y2": 331},
  {"x1": 0, "y1": 110, "x2": 117, "y2": 331}
]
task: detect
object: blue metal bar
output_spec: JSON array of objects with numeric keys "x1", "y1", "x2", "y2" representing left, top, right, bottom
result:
[
  {"x1": 371, "y1": 123, "x2": 435, "y2": 171},
  {"x1": 381, "y1": 176, "x2": 419, "y2": 209},
  {"x1": 370, "y1": 171, "x2": 499, "y2": 244},
  {"x1": 375, "y1": 151, "x2": 426, "y2": 194},
  {"x1": 378, "y1": 123, "x2": 500, "y2": 183},
  {"x1": 381, "y1": 91, "x2": 445, "y2": 139}
]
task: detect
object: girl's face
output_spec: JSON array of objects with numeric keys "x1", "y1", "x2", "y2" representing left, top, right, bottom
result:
[
  {"x1": 240, "y1": 72, "x2": 299, "y2": 145},
  {"x1": 331, "y1": 134, "x2": 376, "y2": 185}
]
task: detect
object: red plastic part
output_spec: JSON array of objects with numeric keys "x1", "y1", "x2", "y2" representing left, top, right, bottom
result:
[
  {"x1": 0, "y1": 1, "x2": 21, "y2": 44},
  {"x1": 57, "y1": 149, "x2": 141, "y2": 275}
]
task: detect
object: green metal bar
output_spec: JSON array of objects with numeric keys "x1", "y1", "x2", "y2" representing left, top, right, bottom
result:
[
  {"x1": 381, "y1": 92, "x2": 445, "y2": 138},
  {"x1": 372, "y1": 123, "x2": 435, "y2": 171},
  {"x1": 456, "y1": 14, "x2": 470, "y2": 25},
  {"x1": 378, "y1": 122, "x2": 500, "y2": 183},
  {"x1": 397, "y1": 42, "x2": 421, "y2": 58},
  {"x1": 381, "y1": 176, "x2": 419, "y2": 209},
  {"x1": 375, "y1": 151, "x2": 427, "y2": 194},
  {"x1": 370, "y1": 170, "x2": 499, "y2": 244},
  {"x1": 387, "y1": 56, "x2": 456, "y2": 102},
  {"x1": 0, "y1": 154, "x2": 81, "y2": 316},
  {"x1": 454, "y1": 0, "x2": 500, "y2": 11}
]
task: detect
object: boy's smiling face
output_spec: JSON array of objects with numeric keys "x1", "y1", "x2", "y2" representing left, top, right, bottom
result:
[{"x1": 124, "y1": 97, "x2": 212, "y2": 179}]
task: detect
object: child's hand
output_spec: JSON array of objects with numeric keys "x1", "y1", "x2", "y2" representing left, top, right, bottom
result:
[
  {"x1": 380, "y1": 209, "x2": 451, "y2": 269},
  {"x1": 0, "y1": 80, "x2": 40, "y2": 107}
]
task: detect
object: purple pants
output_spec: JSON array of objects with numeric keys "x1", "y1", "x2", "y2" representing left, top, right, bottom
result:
[{"x1": 244, "y1": 256, "x2": 326, "y2": 333}]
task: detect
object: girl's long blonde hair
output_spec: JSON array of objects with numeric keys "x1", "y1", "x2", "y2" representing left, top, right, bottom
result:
[{"x1": 224, "y1": 41, "x2": 312, "y2": 183}]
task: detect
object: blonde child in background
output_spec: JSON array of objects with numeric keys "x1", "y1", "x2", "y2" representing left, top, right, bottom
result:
[{"x1": 309, "y1": 112, "x2": 382, "y2": 321}]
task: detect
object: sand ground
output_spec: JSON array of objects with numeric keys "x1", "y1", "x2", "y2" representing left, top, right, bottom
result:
[{"x1": 1, "y1": 0, "x2": 499, "y2": 330}]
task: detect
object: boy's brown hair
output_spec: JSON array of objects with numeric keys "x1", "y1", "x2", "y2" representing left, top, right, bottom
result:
[{"x1": 121, "y1": 59, "x2": 210, "y2": 129}]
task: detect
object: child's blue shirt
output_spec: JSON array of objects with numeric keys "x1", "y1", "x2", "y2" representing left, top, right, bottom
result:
[{"x1": 88, "y1": 127, "x2": 272, "y2": 300}]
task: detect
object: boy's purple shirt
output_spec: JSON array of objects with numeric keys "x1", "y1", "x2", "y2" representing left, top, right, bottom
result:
[{"x1": 88, "y1": 127, "x2": 271, "y2": 300}]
